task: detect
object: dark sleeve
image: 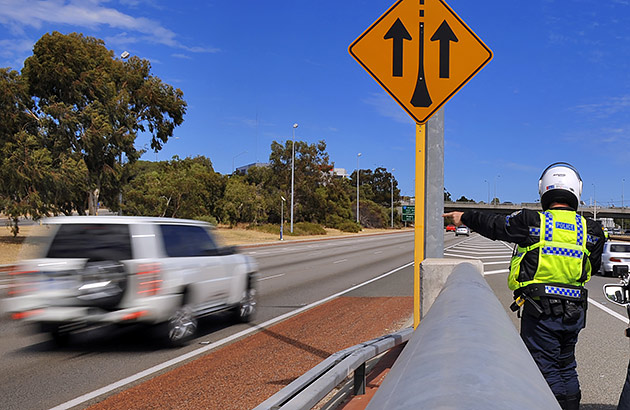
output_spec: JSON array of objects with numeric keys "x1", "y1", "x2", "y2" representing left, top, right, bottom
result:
[
  {"x1": 586, "y1": 219, "x2": 605, "y2": 274},
  {"x1": 460, "y1": 209, "x2": 535, "y2": 245}
]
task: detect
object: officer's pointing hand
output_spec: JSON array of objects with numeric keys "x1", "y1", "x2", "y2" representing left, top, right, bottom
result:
[{"x1": 442, "y1": 211, "x2": 464, "y2": 226}]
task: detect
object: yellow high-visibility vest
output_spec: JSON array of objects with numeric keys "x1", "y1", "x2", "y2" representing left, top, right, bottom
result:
[{"x1": 509, "y1": 209, "x2": 591, "y2": 291}]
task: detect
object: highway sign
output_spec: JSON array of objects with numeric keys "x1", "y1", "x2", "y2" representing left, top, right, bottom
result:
[
  {"x1": 349, "y1": 0, "x2": 492, "y2": 124},
  {"x1": 402, "y1": 205, "x2": 415, "y2": 215},
  {"x1": 402, "y1": 214, "x2": 414, "y2": 222}
]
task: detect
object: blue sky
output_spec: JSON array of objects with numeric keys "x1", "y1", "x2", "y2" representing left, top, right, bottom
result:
[{"x1": 0, "y1": 0, "x2": 629, "y2": 207}]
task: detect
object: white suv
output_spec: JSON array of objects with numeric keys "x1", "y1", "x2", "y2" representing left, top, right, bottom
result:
[{"x1": 3, "y1": 216, "x2": 258, "y2": 346}]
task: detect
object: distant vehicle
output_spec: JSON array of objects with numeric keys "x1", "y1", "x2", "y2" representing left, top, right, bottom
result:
[
  {"x1": 600, "y1": 241, "x2": 630, "y2": 277},
  {"x1": 456, "y1": 226, "x2": 470, "y2": 236},
  {"x1": 446, "y1": 224, "x2": 456, "y2": 232},
  {"x1": 2, "y1": 216, "x2": 259, "y2": 346}
]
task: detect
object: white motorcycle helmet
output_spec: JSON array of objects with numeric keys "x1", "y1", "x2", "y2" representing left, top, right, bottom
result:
[{"x1": 538, "y1": 162, "x2": 582, "y2": 211}]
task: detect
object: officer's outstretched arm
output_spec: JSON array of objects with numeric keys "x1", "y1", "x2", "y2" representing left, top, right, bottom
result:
[{"x1": 443, "y1": 211, "x2": 464, "y2": 226}]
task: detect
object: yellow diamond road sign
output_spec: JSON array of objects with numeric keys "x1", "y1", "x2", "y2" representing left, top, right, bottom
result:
[{"x1": 349, "y1": 0, "x2": 492, "y2": 124}]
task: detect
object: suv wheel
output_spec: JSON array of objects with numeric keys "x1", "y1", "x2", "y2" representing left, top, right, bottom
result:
[
  {"x1": 163, "y1": 304, "x2": 197, "y2": 347},
  {"x1": 50, "y1": 327, "x2": 71, "y2": 347},
  {"x1": 233, "y1": 279, "x2": 257, "y2": 323}
]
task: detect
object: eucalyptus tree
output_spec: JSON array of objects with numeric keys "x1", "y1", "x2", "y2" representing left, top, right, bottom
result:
[
  {"x1": 22, "y1": 32, "x2": 187, "y2": 214},
  {"x1": 268, "y1": 139, "x2": 336, "y2": 224}
]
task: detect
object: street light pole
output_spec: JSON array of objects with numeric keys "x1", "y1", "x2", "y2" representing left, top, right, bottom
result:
[
  {"x1": 493, "y1": 174, "x2": 500, "y2": 204},
  {"x1": 484, "y1": 179, "x2": 490, "y2": 204},
  {"x1": 391, "y1": 168, "x2": 395, "y2": 228},
  {"x1": 280, "y1": 196, "x2": 286, "y2": 241},
  {"x1": 593, "y1": 183, "x2": 597, "y2": 220},
  {"x1": 290, "y1": 123, "x2": 298, "y2": 233},
  {"x1": 623, "y1": 179, "x2": 625, "y2": 231},
  {"x1": 356, "y1": 153, "x2": 361, "y2": 224}
]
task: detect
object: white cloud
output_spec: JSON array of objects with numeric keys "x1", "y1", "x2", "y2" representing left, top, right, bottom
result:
[
  {"x1": 362, "y1": 92, "x2": 413, "y2": 124},
  {"x1": 0, "y1": 0, "x2": 219, "y2": 52},
  {"x1": 171, "y1": 53, "x2": 192, "y2": 60},
  {"x1": 573, "y1": 95, "x2": 630, "y2": 118},
  {"x1": 0, "y1": 37, "x2": 34, "y2": 57}
]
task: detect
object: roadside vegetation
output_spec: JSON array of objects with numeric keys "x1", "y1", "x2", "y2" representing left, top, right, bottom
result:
[{"x1": 0, "y1": 32, "x2": 402, "y2": 237}]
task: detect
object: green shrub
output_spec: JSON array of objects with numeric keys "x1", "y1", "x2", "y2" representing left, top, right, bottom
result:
[
  {"x1": 247, "y1": 222, "x2": 325, "y2": 236},
  {"x1": 337, "y1": 221, "x2": 362, "y2": 233},
  {"x1": 195, "y1": 215, "x2": 218, "y2": 226},
  {"x1": 293, "y1": 222, "x2": 326, "y2": 235},
  {"x1": 247, "y1": 224, "x2": 279, "y2": 234}
]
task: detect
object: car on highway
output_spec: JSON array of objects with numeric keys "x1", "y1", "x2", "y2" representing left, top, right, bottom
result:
[
  {"x1": 455, "y1": 225, "x2": 470, "y2": 236},
  {"x1": 2, "y1": 216, "x2": 259, "y2": 346},
  {"x1": 446, "y1": 224, "x2": 456, "y2": 232},
  {"x1": 600, "y1": 241, "x2": 630, "y2": 277}
]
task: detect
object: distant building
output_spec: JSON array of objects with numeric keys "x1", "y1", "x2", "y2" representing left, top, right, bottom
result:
[
  {"x1": 235, "y1": 162, "x2": 270, "y2": 174},
  {"x1": 330, "y1": 167, "x2": 349, "y2": 178}
]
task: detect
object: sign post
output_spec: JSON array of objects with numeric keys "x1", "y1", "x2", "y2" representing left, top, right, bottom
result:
[
  {"x1": 349, "y1": 0, "x2": 492, "y2": 328},
  {"x1": 414, "y1": 123, "x2": 426, "y2": 328}
]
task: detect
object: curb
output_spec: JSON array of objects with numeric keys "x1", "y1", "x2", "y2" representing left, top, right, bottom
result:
[{"x1": 233, "y1": 229, "x2": 414, "y2": 249}]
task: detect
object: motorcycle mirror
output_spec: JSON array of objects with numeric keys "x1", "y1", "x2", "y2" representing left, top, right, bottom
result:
[{"x1": 603, "y1": 284, "x2": 630, "y2": 306}]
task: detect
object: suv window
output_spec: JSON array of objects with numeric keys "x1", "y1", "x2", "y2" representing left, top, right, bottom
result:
[
  {"x1": 160, "y1": 225, "x2": 218, "y2": 257},
  {"x1": 610, "y1": 244, "x2": 630, "y2": 253},
  {"x1": 46, "y1": 224, "x2": 132, "y2": 261}
]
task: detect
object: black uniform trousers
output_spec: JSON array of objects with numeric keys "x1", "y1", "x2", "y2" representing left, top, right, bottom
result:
[
  {"x1": 618, "y1": 360, "x2": 630, "y2": 410},
  {"x1": 521, "y1": 302, "x2": 585, "y2": 404}
]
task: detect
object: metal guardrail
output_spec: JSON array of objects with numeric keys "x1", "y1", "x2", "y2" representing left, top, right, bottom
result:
[
  {"x1": 253, "y1": 327, "x2": 413, "y2": 410},
  {"x1": 365, "y1": 262, "x2": 561, "y2": 410}
]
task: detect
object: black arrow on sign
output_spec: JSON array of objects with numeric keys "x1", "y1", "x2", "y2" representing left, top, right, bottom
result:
[
  {"x1": 410, "y1": 22, "x2": 431, "y2": 107},
  {"x1": 430, "y1": 20, "x2": 458, "y2": 78},
  {"x1": 384, "y1": 18, "x2": 412, "y2": 77}
]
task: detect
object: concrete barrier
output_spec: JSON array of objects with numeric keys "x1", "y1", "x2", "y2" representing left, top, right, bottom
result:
[{"x1": 365, "y1": 261, "x2": 561, "y2": 410}]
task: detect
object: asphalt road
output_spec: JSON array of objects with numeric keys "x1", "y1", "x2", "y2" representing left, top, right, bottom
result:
[
  {"x1": 0, "y1": 231, "x2": 414, "y2": 410},
  {"x1": 2, "y1": 231, "x2": 628, "y2": 409}
]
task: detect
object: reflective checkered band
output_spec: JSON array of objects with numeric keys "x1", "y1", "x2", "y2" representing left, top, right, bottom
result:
[
  {"x1": 529, "y1": 227, "x2": 540, "y2": 236},
  {"x1": 544, "y1": 285, "x2": 582, "y2": 298},
  {"x1": 541, "y1": 246, "x2": 583, "y2": 258},
  {"x1": 575, "y1": 214, "x2": 584, "y2": 246},
  {"x1": 544, "y1": 212, "x2": 554, "y2": 241},
  {"x1": 505, "y1": 215, "x2": 511, "y2": 226},
  {"x1": 587, "y1": 234, "x2": 599, "y2": 244}
]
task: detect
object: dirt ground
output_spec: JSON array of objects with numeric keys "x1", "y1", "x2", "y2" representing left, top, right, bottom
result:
[{"x1": 0, "y1": 223, "x2": 410, "y2": 265}]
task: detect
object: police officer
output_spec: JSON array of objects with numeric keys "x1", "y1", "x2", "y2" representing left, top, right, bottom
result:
[{"x1": 443, "y1": 162, "x2": 604, "y2": 410}]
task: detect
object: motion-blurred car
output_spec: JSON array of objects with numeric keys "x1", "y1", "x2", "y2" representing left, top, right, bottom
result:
[
  {"x1": 600, "y1": 241, "x2": 630, "y2": 277},
  {"x1": 446, "y1": 224, "x2": 456, "y2": 232},
  {"x1": 455, "y1": 226, "x2": 470, "y2": 236},
  {"x1": 2, "y1": 216, "x2": 258, "y2": 346}
]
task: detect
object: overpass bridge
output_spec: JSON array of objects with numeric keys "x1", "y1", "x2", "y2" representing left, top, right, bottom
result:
[{"x1": 443, "y1": 201, "x2": 630, "y2": 220}]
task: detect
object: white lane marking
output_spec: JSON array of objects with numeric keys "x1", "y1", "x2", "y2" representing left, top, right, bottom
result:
[
  {"x1": 374, "y1": 250, "x2": 383, "y2": 255},
  {"x1": 483, "y1": 261, "x2": 509, "y2": 266},
  {"x1": 333, "y1": 259, "x2": 347, "y2": 264},
  {"x1": 444, "y1": 253, "x2": 509, "y2": 260},
  {"x1": 500, "y1": 241, "x2": 514, "y2": 250},
  {"x1": 258, "y1": 274, "x2": 285, "y2": 282},
  {"x1": 48, "y1": 261, "x2": 414, "y2": 410},
  {"x1": 446, "y1": 249, "x2": 512, "y2": 256},
  {"x1": 588, "y1": 298, "x2": 629, "y2": 324},
  {"x1": 484, "y1": 269, "x2": 509, "y2": 275},
  {"x1": 443, "y1": 253, "x2": 479, "y2": 260}
]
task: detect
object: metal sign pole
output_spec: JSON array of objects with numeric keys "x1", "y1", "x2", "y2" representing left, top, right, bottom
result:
[{"x1": 414, "y1": 123, "x2": 426, "y2": 329}]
